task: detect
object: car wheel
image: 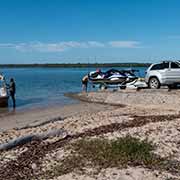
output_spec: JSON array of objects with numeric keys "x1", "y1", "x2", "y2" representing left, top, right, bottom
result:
[{"x1": 148, "y1": 77, "x2": 160, "y2": 89}]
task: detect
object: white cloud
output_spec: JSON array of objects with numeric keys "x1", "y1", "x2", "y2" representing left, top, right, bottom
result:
[
  {"x1": 0, "y1": 40, "x2": 141, "y2": 52},
  {"x1": 87, "y1": 41, "x2": 105, "y2": 47},
  {"x1": 14, "y1": 42, "x2": 86, "y2": 52},
  {"x1": 0, "y1": 43, "x2": 16, "y2": 48},
  {"x1": 108, "y1": 41, "x2": 141, "y2": 48}
]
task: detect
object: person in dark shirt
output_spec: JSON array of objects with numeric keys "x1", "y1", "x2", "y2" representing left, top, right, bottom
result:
[{"x1": 8, "y1": 78, "x2": 16, "y2": 108}]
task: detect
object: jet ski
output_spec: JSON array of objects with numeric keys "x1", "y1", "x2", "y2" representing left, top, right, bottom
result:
[
  {"x1": 119, "y1": 69, "x2": 138, "y2": 83},
  {"x1": 0, "y1": 74, "x2": 9, "y2": 107},
  {"x1": 88, "y1": 69, "x2": 127, "y2": 84},
  {"x1": 88, "y1": 68, "x2": 145, "y2": 90},
  {"x1": 126, "y1": 78, "x2": 148, "y2": 89}
]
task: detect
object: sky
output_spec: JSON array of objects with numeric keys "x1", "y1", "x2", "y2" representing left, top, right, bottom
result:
[{"x1": 0, "y1": 0, "x2": 180, "y2": 64}]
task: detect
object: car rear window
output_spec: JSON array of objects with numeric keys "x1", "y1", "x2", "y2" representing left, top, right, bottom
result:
[
  {"x1": 171, "y1": 62, "x2": 180, "y2": 68},
  {"x1": 150, "y1": 63, "x2": 169, "y2": 70}
]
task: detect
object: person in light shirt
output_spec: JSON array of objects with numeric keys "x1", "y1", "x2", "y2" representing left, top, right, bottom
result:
[{"x1": 82, "y1": 75, "x2": 88, "y2": 92}]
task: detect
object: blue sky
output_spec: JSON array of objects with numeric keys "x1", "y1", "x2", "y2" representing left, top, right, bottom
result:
[{"x1": 0, "y1": 0, "x2": 180, "y2": 64}]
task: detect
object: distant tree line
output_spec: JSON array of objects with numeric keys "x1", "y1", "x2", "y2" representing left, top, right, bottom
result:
[{"x1": 0, "y1": 63, "x2": 151, "y2": 68}]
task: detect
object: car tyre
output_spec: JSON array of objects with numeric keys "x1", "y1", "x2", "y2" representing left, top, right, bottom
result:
[{"x1": 148, "y1": 77, "x2": 160, "y2": 89}]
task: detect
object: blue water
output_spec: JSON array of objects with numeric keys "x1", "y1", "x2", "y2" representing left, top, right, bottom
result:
[{"x1": 0, "y1": 67, "x2": 147, "y2": 110}]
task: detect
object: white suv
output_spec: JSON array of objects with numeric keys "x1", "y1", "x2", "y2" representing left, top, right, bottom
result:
[{"x1": 145, "y1": 61, "x2": 180, "y2": 89}]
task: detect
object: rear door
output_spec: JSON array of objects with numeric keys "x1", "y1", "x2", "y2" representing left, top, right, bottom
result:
[{"x1": 167, "y1": 62, "x2": 180, "y2": 83}]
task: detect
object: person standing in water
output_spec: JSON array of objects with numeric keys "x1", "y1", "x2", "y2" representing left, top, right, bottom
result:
[
  {"x1": 8, "y1": 78, "x2": 16, "y2": 108},
  {"x1": 82, "y1": 75, "x2": 88, "y2": 92}
]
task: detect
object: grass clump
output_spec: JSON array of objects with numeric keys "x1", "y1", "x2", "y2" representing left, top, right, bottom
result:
[
  {"x1": 72, "y1": 135, "x2": 156, "y2": 168},
  {"x1": 45, "y1": 136, "x2": 161, "y2": 177}
]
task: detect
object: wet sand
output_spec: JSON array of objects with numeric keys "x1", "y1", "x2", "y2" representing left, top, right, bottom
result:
[{"x1": 0, "y1": 101, "x2": 114, "y2": 132}]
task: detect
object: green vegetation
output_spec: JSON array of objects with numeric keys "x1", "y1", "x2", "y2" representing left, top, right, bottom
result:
[
  {"x1": 0, "y1": 63, "x2": 150, "y2": 68},
  {"x1": 45, "y1": 136, "x2": 162, "y2": 177}
]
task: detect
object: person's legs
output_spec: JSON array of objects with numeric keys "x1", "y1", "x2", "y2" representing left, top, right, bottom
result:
[
  {"x1": 10, "y1": 92, "x2": 16, "y2": 108},
  {"x1": 85, "y1": 83, "x2": 87, "y2": 92},
  {"x1": 82, "y1": 82, "x2": 87, "y2": 92},
  {"x1": 12, "y1": 95, "x2": 16, "y2": 108}
]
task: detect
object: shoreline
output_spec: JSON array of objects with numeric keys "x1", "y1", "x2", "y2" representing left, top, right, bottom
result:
[
  {"x1": 0, "y1": 93, "x2": 80, "y2": 118},
  {"x1": 1, "y1": 88, "x2": 179, "y2": 132},
  {"x1": 0, "y1": 99, "x2": 115, "y2": 132}
]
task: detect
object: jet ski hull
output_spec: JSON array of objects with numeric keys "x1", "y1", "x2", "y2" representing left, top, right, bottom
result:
[
  {"x1": 89, "y1": 78, "x2": 127, "y2": 84},
  {"x1": 0, "y1": 96, "x2": 9, "y2": 107}
]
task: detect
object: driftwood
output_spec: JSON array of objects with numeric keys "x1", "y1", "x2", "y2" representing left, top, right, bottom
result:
[
  {"x1": 0, "y1": 129, "x2": 67, "y2": 151},
  {"x1": 1, "y1": 113, "x2": 179, "y2": 151},
  {"x1": 15, "y1": 116, "x2": 63, "y2": 130}
]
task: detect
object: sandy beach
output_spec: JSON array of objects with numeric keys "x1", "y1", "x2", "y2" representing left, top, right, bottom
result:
[
  {"x1": 1, "y1": 89, "x2": 180, "y2": 179},
  {"x1": 2, "y1": 0, "x2": 180, "y2": 179}
]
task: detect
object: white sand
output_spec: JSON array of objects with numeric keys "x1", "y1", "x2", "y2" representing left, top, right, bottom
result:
[{"x1": 1, "y1": 89, "x2": 180, "y2": 179}]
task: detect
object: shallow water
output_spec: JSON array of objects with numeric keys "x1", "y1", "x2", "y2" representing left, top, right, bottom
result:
[{"x1": 0, "y1": 67, "x2": 147, "y2": 110}]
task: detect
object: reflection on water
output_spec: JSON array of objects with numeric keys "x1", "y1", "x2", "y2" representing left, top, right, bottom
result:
[{"x1": 17, "y1": 98, "x2": 44, "y2": 107}]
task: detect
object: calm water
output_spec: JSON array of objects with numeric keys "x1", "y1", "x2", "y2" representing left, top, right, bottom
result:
[{"x1": 0, "y1": 67, "x2": 147, "y2": 110}]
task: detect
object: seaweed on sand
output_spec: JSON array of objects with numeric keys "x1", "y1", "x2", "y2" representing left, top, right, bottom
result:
[{"x1": 0, "y1": 113, "x2": 180, "y2": 179}]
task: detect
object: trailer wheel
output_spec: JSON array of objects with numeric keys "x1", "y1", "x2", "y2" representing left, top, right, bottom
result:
[
  {"x1": 99, "y1": 84, "x2": 107, "y2": 90},
  {"x1": 120, "y1": 85, "x2": 126, "y2": 89}
]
